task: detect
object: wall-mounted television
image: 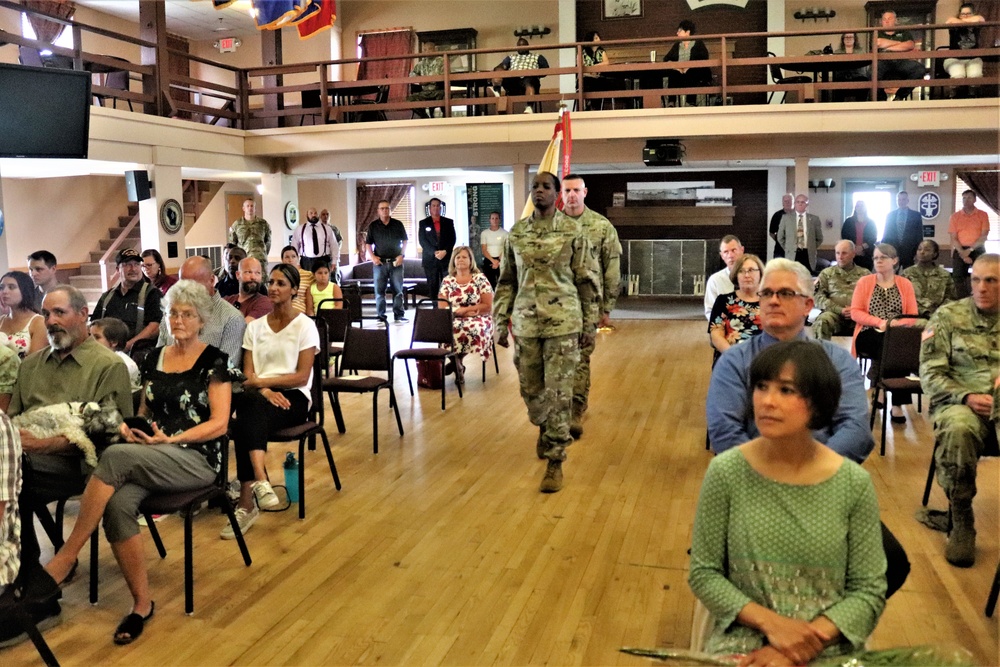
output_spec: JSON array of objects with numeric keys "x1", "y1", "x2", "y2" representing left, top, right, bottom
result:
[{"x1": 0, "y1": 63, "x2": 91, "y2": 159}]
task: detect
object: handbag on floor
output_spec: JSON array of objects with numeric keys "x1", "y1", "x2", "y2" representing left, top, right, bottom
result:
[{"x1": 416, "y1": 359, "x2": 443, "y2": 389}]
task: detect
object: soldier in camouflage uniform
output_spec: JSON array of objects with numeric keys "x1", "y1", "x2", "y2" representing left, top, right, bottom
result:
[
  {"x1": 812, "y1": 240, "x2": 870, "y2": 340},
  {"x1": 903, "y1": 239, "x2": 957, "y2": 319},
  {"x1": 406, "y1": 45, "x2": 445, "y2": 118},
  {"x1": 229, "y1": 199, "x2": 271, "y2": 271},
  {"x1": 493, "y1": 172, "x2": 600, "y2": 493},
  {"x1": 561, "y1": 174, "x2": 621, "y2": 438},
  {"x1": 919, "y1": 253, "x2": 999, "y2": 567}
]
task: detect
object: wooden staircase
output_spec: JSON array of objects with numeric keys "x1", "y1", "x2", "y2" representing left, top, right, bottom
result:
[{"x1": 69, "y1": 203, "x2": 141, "y2": 307}]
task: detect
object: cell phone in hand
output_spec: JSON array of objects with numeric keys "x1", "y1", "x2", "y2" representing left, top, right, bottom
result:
[{"x1": 124, "y1": 417, "x2": 154, "y2": 436}]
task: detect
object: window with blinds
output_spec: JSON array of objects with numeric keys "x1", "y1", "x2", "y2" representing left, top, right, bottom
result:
[
  {"x1": 954, "y1": 176, "x2": 999, "y2": 253},
  {"x1": 391, "y1": 185, "x2": 418, "y2": 258}
]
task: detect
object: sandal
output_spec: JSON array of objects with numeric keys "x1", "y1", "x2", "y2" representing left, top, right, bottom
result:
[{"x1": 113, "y1": 601, "x2": 155, "y2": 645}]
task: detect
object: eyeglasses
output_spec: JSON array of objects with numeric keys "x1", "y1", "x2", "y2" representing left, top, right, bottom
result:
[
  {"x1": 758, "y1": 288, "x2": 807, "y2": 301},
  {"x1": 737, "y1": 267, "x2": 761, "y2": 275},
  {"x1": 168, "y1": 310, "x2": 199, "y2": 321},
  {"x1": 872, "y1": 255, "x2": 894, "y2": 262}
]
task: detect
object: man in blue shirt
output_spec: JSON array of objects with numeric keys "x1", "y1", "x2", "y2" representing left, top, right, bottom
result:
[{"x1": 707, "y1": 258, "x2": 909, "y2": 596}]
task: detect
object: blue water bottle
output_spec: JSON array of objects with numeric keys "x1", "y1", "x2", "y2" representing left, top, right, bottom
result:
[{"x1": 283, "y1": 452, "x2": 300, "y2": 503}]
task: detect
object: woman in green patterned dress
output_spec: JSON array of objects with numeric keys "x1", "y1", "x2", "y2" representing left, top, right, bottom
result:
[{"x1": 690, "y1": 341, "x2": 886, "y2": 666}]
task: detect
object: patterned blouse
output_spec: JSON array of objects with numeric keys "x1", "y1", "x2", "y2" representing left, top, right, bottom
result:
[
  {"x1": 708, "y1": 292, "x2": 762, "y2": 363},
  {"x1": 140, "y1": 345, "x2": 232, "y2": 474},
  {"x1": 0, "y1": 313, "x2": 41, "y2": 358},
  {"x1": 863, "y1": 283, "x2": 902, "y2": 331},
  {"x1": 439, "y1": 273, "x2": 494, "y2": 360}
]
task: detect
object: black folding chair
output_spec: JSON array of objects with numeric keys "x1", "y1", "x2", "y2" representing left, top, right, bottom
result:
[
  {"x1": 868, "y1": 314, "x2": 923, "y2": 455},
  {"x1": 315, "y1": 298, "x2": 354, "y2": 376},
  {"x1": 0, "y1": 584, "x2": 60, "y2": 666},
  {"x1": 265, "y1": 324, "x2": 342, "y2": 520},
  {"x1": 392, "y1": 299, "x2": 462, "y2": 411},
  {"x1": 323, "y1": 325, "x2": 403, "y2": 454}
]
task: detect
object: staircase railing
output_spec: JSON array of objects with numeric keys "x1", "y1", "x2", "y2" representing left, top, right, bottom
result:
[{"x1": 98, "y1": 210, "x2": 140, "y2": 292}]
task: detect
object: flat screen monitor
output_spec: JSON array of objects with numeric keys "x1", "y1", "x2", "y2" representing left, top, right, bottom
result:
[{"x1": 0, "y1": 63, "x2": 91, "y2": 159}]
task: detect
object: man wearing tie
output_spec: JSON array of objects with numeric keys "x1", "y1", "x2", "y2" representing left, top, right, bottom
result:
[
  {"x1": 882, "y1": 190, "x2": 924, "y2": 268},
  {"x1": 292, "y1": 207, "x2": 339, "y2": 272},
  {"x1": 776, "y1": 193, "x2": 823, "y2": 274},
  {"x1": 418, "y1": 197, "x2": 457, "y2": 300}
]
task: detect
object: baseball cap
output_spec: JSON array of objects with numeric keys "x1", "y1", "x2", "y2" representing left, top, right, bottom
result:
[{"x1": 116, "y1": 248, "x2": 141, "y2": 265}]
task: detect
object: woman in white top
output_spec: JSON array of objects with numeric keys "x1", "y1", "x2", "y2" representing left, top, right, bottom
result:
[
  {"x1": 225, "y1": 263, "x2": 319, "y2": 539},
  {"x1": 0, "y1": 271, "x2": 45, "y2": 358}
]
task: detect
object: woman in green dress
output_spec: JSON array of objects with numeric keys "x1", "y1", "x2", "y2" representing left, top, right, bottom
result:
[{"x1": 690, "y1": 341, "x2": 886, "y2": 666}]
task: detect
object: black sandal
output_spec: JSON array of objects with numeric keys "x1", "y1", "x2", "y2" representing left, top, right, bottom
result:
[{"x1": 113, "y1": 601, "x2": 155, "y2": 645}]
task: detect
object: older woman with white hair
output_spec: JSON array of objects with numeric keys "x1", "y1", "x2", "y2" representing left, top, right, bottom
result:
[{"x1": 43, "y1": 279, "x2": 234, "y2": 645}]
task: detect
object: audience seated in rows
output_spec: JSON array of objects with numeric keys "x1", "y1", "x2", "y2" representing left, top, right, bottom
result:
[
  {"x1": 812, "y1": 240, "x2": 870, "y2": 340},
  {"x1": 225, "y1": 257, "x2": 273, "y2": 323},
  {"x1": 707, "y1": 253, "x2": 763, "y2": 365}
]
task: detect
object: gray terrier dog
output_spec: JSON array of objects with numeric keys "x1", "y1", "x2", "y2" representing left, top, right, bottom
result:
[{"x1": 12, "y1": 401, "x2": 124, "y2": 467}]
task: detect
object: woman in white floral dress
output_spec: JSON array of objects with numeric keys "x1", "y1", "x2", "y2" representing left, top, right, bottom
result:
[{"x1": 437, "y1": 246, "x2": 494, "y2": 384}]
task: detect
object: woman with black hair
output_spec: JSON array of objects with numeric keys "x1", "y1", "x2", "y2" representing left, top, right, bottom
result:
[
  {"x1": 580, "y1": 30, "x2": 623, "y2": 109},
  {"x1": 690, "y1": 341, "x2": 886, "y2": 665},
  {"x1": 0, "y1": 270, "x2": 45, "y2": 357},
  {"x1": 902, "y1": 239, "x2": 957, "y2": 318},
  {"x1": 662, "y1": 19, "x2": 711, "y2": 106},
  {"x1": 224, "y1": 263, "x2": 319, "y2": 539},
  {"x1": 140, "y1": 249, "x2": 177, "y2": 296}
]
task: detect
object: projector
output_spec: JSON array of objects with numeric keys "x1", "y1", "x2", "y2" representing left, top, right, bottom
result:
[{"x1": 643, "y1": 139, "x2": 685, "y2": 166}]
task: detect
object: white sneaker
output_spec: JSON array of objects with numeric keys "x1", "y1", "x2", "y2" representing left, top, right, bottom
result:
[
  {"x1": 220, "y1": 506, "x2": 258, "y2": 540},
  {"x1": 252, "y1": 480, "x2": 281, "y2": 510}
]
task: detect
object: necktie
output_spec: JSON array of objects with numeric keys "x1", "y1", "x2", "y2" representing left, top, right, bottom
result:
[
  {"x1": 310, "y1": 223, "x2": 320, "y2": 256},
  {"x1": 797, "y1": 214, "x2": 806, "y2": 249}
]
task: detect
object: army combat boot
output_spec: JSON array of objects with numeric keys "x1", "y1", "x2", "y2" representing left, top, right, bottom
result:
[
  {"x1": 539, "y1": 460, "x2": 563, "y2": 493},
  {"x1": 945, "y1": 500, "x2": 976, "y2": 567}
]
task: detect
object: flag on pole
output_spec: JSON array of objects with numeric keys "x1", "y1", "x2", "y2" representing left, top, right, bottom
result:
[
  {"x1": 296, "y1": 0, "x2": 336, "y2": 39},
  {"x1": 520, "y1": 108, "x2": 572, "y2": 220}
]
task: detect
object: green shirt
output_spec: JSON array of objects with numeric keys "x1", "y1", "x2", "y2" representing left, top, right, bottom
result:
[
  {"x1": 689, "y1": 449, "x2": 886, "y2": 657},
  {"x1": 814, "y1": 264, "x2": 870, "y2": 313},
  {"x1": 920, "y1": 297, "x2": 1000, "y2": 413},
  {"x1": 493, "y1": 211, "x2": 600, "y2": 338},
  {"x1": 564, "y1": 207, "x2": 622, "y2": 316},
  {"x1": 10, "y1": 338, "x2": 134, "y2": 419},
  {"x1": 229, "y1": 217, "x2": 271, "y2": 265},
  {"x1": 0, "y1": 345, "x2": 19, "y2": 396},
  {"x1": 902, "y1": 264, "x2": 957, "y2": 318}
]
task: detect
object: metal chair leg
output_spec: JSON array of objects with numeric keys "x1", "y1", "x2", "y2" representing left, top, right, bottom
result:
[
  {"x1": 986, "y1": 558, "x2": 1000, "y2": 617},
  {"x1": 922, "y1": 439, "x2": 940, "y2": 506},
  {"x1": 390, "y1": 387, "x2": 404, "y2": 436},
  {"x1": 184, "y1": 510, "x2": 194, "y2": 615},
  {"x1": 372, "y1": 389, "x2": 380, "y2": 454}
]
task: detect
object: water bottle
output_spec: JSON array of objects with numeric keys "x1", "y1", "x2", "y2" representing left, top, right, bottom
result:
[{"x1": 283, "y1": 452, "x2": 300, "y2": 503}]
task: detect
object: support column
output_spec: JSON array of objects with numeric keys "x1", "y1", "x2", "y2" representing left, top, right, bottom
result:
[
  {"x1": 261, "y1": 29, "x2": 284, "y2": 129},
  {"x1": 139, "y1": 0, "x2": 172, "y2": 117},
  {"x1": 512, "y1": 164, "x2": 531, "y2": 219},
  {"x1": 139, "y1": 165, "x2": 185, "y2": 272},
  {"x1": 261, "y1": 173, "x2": 297, "y2": 265},
  {"x1": 557, "y1": 0, "x2": 577, "y2": 95},
  {"x1": 793, "y1": 157, "x2": 810, "y2": 198}
]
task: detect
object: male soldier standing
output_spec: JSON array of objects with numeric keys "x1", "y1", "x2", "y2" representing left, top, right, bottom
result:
[
  {"x1": 229, "y1": 199, "x2": 271, "y2": 270},
  {"x1": 919, "y1": 253, "x2": 999, "y2": 567},
  {"x1": 560, "y1": 174, "x2": 621, "y2": 438},
  {"x1": 812, "y1": 240, "x2": 870, "y2": 340},
  {"x1": 493, "y1": 172, "x2": 599, "y2": 493}
]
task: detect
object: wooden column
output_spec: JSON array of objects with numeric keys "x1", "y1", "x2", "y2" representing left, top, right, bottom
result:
[
  {"x1": 261, "y1": 28, "x2": 284, "y2": 129},
  {"x1": 139, "y1": 0, "x2": 173, "y2": 117}
]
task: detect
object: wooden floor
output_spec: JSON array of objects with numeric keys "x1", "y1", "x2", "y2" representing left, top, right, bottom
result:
[{"x1": 7, "y1": 320, "x2": 998, "y2": 666}]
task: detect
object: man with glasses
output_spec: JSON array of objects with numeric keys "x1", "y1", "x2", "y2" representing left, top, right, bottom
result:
[
  {"x1": 776, "y1": 194, "x2": 823, "y2": 275},
  {"x1": 704, "y1": 235, "x2": 744, "y2": 319},
  {"x1": 707, "y1": 258, "x2": 910, "y2": 597},
  {"x1": 812, "y1": 240, "x2": 870, "y2": 340}
]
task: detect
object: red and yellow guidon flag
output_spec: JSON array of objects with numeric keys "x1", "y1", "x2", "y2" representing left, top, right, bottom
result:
[{"x1": 520, "y1": 108, "x2": 572, "y2": 219}]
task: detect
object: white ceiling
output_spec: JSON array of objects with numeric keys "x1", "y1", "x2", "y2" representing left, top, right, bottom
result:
[{"x1": 77, "y1": 0, "x2": 261, "y2": 43}]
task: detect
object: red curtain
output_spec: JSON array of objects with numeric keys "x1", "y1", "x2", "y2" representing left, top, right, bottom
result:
[
  {"x1": 357, "y1": 30, "x2": 412, "y2": 119},
  {"x1": 22, "y1": 0, "x2": 75, "y2": 44},
  {"x1": 956, "y1": 170, "x2": 1000, "y2": 215},
  {"x1": 355, "y1": 182, "x2": 411, "y2": 263}
]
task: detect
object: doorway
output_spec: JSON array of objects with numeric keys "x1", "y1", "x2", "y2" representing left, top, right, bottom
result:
[{"x1": 844, "y1": 180, "x2": 900, "y2": 240}]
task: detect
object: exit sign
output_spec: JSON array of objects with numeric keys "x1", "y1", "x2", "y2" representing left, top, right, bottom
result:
[
  {"x1": 217, "y1": 37, "x2": 239, "y2": 53},
  {"x1": 918, "y1": 171, "x2": 940, "y2": 187},
  {"x1": 429, "y1": 181, "x2": 447, "y2": 194}
]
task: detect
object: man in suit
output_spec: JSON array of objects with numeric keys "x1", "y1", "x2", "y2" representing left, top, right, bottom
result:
[
  {"x1": 418, "y1": 197, "x2": 456, "y2": 300},
  {"x1": 776, "y1": 193, "x2": 823, "y2": 274},
  {"x1": 882, "y1": 190, "x2": 923, "y2": 268}
]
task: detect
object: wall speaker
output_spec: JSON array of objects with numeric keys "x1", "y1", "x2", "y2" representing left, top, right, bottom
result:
[{"x1": 125, "y1": 170, "x2": 151, "y2": 202}]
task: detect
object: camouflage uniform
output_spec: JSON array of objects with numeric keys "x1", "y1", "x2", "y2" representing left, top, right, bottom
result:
[
  {"x1": 903, "y1": 264, "x2": 957, "y2": 319},
  {"x1": 565, "y1": 207, "x2": 621, "y2": 415},
  {"x1": 920, "y1": 298, "x2": 999, "y2": 506},
  {"x1": 493, "y1": 211, "x2": 600, "y2": 461},
  {"x1": 229, "y1": 217, "x2": 271, "y2": 268},
  {"x1": 407, "y1": 56, "x2": 445, "y2": 100},
  {"x1": 812, "y1": 263, "x2": 870, "y2": 340}
]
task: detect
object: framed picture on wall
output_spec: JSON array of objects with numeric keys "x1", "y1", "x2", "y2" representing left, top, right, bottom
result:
[{"x1": 603, "y1": 0, "x2": 643, "y2": 20}]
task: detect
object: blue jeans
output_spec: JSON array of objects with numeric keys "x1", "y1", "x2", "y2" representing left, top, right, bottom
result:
[{"x1": 373, "y1": 261, "x2": 405, "y2": 319}]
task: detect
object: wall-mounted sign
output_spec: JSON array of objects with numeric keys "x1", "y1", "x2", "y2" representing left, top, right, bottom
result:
[
  {"x1": 911, "y1": 170, "x2": 949, "y2": 188},
  {"x1": 214, "y1": 37, "x2": 242, "y2": 53},
  {"x1": 159, "y1": 199, "x2": 183, "y2": 234},
  {"x1": 284, "y1": 201, "x2": 298, "y2": 230},
  {"x1": 428, "y1": 181, "x2": 448, "y2": 195},
  {"x1": 918, "y1": 192, "x2": 941, "y2": 220}
]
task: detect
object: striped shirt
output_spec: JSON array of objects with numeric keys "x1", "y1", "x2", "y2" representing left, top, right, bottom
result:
[{"x1": 0, "y1": 412, "x2": 22, "y2": 586}]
